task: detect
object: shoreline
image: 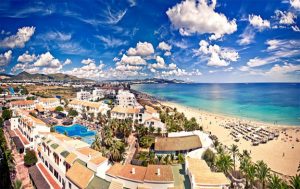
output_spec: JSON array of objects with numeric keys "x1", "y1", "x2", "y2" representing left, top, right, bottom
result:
[
  {"x1": 131, "y1": 86, "x2": 300, "y2": 128},
  {"x1": 159, "y1": 100, "x2": 300, "y2": 176},
  {"x1": 160, "y1": 100, "x2": 299, "y2": 129}
]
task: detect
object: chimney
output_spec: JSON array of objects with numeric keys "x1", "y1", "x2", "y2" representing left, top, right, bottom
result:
[
  {"x1": 131, "y1": 167, "x2": 135, "y2": 174},
  {"x1": 157, "y1": 168, "x2": 160, "y2": 176},
  {"x1": 88, "y1": 153, "x2": 91, "y2": 160}
]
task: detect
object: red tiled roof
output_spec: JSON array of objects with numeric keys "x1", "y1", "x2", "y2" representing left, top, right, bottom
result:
[
  {"x1": 37, "y1": 163, "x2": 61, "y2": 189},
  {"x1": 15, "y1": 129, "x2": 30, "y2": 145}
]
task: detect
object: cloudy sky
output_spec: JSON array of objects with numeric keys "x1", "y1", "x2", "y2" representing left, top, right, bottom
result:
[{"x1": 0, "y1": 0, "x2": 299, "y2": 82}]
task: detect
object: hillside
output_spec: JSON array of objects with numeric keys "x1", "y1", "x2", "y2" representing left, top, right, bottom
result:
[{"x1": 5, "y1": 71, "x2": 91, "y2": 82}]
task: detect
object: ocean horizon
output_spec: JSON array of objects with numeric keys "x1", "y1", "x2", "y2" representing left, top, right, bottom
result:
[{"x1": 132, "y1": 83, "x2": 300, "y2": 126}]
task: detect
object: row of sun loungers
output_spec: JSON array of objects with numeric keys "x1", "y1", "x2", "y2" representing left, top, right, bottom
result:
[{"x1": 222, "y1": 122, "x2": 279, "y2": 146}]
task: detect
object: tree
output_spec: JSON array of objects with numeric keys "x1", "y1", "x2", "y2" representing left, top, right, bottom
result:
[
  {"x1": 109, "y1": 140, "x2": 125, "y2": 162},
  {"x1": 0, "y1": 118, "x2": 3, "y2": 128},
  {"x1": 177, "y1": 153, "x2": 185, "y2": 164},
  {"x1": 157, "y1": 127, "x2": 162, "y2": 136},
  {"x1": 149, "y1": 126, "x2": 155, "y2": 135},
  {"x1": 139, "y1": 136, "x2": 154, "y2": 148},
  {"x1": 215, "y1": 153, "x2": 233, "y2": 174},
  {"x1": 239, "y1": 155, "x2": 252, "y2": 187},
  {"x1": 50, "y1": 127, "x2": 55, "y2": 132},
  {"x1": 91, "y1": 135, "x2": 102, "y2": 152},
  {"x1": 20, "y1": 86, "x2": 28, "y2": 95},
  {"x1": 68, "y1": 109, "x2": 78, "y2": 117},
  {"x1": 229, "y1": 144, "x2": 239, "y2": 172},
  {"x1": 138, "y1": 152, "x2": 149, "y2": 166},
  {"x1": 202, "y1": 148, "x2": 215, "y2": 168},
  {"x1": 55, "y1": 106, "x2": 63, "y2": 112},
  {"x1": 245, "y1": 163, "x2": 257, "y2": 189},
  {"x1": 13, "y1": 180, "x2": 22, "y2": 189},
  {"x1": 255, "y1": 160, "x2": 270, "y2": 189},
  {"x1": 268, "y1": 174, "x2": 283, "y2": 189},
  {"x1": 2, "y1": 109, "x2": 12, "y2": 120},
  {"x1": 164, "y1": 154, "x2": 171, "y2": 164},
  {"x1": 289, "y1": 174, "x2": 300, "y2": 189},
  {"x1": 24, "y1": 149, "x2": 38, "y2": 167}
]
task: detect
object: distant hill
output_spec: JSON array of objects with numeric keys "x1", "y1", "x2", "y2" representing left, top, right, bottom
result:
[
  {"x1": 108, "y1": 78, "x2": 186, "y2": 84},
  {"x1": 5, "y1": 71, "x2": 91, "y2": 82},
  {"x1": 0, "y1": 73, "x2": 13, "y2": 79}
]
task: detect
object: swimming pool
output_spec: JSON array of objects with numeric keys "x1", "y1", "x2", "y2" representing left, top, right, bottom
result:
[{"x1": 54, "y1": 124, "x2": 96, "y2": 145}]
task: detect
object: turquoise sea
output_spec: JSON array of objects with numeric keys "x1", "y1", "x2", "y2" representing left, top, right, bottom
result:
[{"x1": 132, "y1": 83, "x2": 300, "y2": 126}]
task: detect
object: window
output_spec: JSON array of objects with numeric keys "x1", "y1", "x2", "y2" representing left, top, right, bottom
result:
[{"x1": 69, "y1": 182, "x2": 71, "y2": 189}]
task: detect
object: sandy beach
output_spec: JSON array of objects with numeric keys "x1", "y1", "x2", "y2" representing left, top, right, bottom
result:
[{"x1": 161, "y1": 101, "x2": 300, "y2": 177}]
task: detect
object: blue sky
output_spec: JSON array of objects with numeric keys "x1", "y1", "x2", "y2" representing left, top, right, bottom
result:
[{"x1": 0, "y1": 0, "x2": 299, "y2": 82}]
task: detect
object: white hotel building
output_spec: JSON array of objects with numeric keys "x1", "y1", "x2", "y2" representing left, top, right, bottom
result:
[
  {"x1": 68, "y1": 99, "x2": 110, "y2": 116},
  {"x1": 10, "y1": 109, "x2": 50, "y2": 152}
]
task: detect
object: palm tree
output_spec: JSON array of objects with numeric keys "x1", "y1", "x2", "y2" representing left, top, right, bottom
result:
[
  {"x1": 177, "y1": 153, "x2": 185, "y2": 164},
  {"x1": 149, "y1": 152, "x2": 156, "y2": 164},
  {"x1": 255, "y1": 160, "x2": 270, "y2": 189},
  {"x1": 164, "y1": 154, "x2": 171, "y2": 165},
  {"x1": 241, "y1": 149, "x2": 250, "y2": 158},
  {"x1": 157, "y1": 127, "x2": 162, "y2": 136},
  {"x1": 239, "y1": 155, "x2": 251, "y2": 187},
  {"x1": 138, "y1": 152, "x2": 149, "y2": 166},
  {"x1": 245, "y1": 163, "x2": 256, "y2": 189},
  {"x1": 289, "y1": 174, "x2": 300, "y2": 189},
  {"x1": 103, "y1": 135, "x2": 113, "y2": 147},
  {"x1": 215, "y1": 153, "x2": 233, "y2": 174},
  {"x1": 268, "y1": 174, "x2": 283, "y2": 189},
  {"x1": 91, "y1": 135, "x2": 101, "y2": 152},
  {"x1": 170, "y1": 153, "x2": 175, "y2": 163},
  {"x1": 149, "y1": 126, "x2": 155, "y2": 135},
  {"x1": 202, "y1": 148, "x2": 215, "y2": 168},
  {"x1": 109, "y1": 140, "x2": 124, "y2": 162},
  {"x1": 229, "y1": 144, "x2": 239, "y2": 172},
  {"x1": 216, "y1": 145, "x2": 225, "y2": 155},
  {"x1": 157, "y1": 155, "x2": 163, "y2": 164},
  {"x1": 13, "y1": 179, "x2": 22, "y2": 189}
]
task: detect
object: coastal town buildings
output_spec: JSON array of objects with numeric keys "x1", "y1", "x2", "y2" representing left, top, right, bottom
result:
[
  {"x1": 69, "y1": 99, "x2": 110, "y2": 116},
  {"x1": 37, "y1": 98, "x2": 60, "y2": 112},
  {"x1": 116, "y1": 90, "x2": 139, "y2": 107},
  {"x1": 111, "y1": 105, "x2": 143, "y2": 123},
  {"x1": 9, "y1": 100, "x2": 36, "y2": 110},
  {"x1": 76, "y1": 90, "x2": 92, "y2": 101},
  {"x1": 185, "y1": 157, "x2": 230, "y2": 189},
  {"x1": 9, "y1": 109, "x2": 50, "y2": 152},
  {"x1": 92, "y1": 88, "x2": 105, "y2": 100},
  {"x1": 37, "y1": 133, "x2": 110, "y2": 189}
]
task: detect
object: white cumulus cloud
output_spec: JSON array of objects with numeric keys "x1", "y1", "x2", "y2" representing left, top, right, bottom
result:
[
  {"x1": 249, "y1": 14, "x2": 270, "y2": 30},
  {"x1": 194, "y1": 40, "x2": 239, "y2": 67},
  {"x1": 81, "y1": 58, "x2": 95, "y2": 65},
  {"x1": 0, "y1": 50, "x2": 12, "y2": 66},
  {"x1": 17, "y1": 51, "x2": 37, "y2": 63},
  {"x1": 0, "y1": 26, "x2": 35, "y2": 48},
  {"x1": 166, "y1": 0, "x2": 237, "y2": 39},
  {"x1": 119, "y1": 54, "x2": 147, "y2": 65},
  {"x1": 275, "y1": 10, "x2": 296, "y2": 25},
  {"x1": 127, "y1": 41, "x2": 154, "y2": 56},
  {"x1": 158, "y1": 41, "x2": 172, "y2": 51},
  {"x1": 290, "y1": 0, "x2": 300, "y2": 9},
  {"x1": 33, "y1": 52, "x2": 61, "y2": 68}
]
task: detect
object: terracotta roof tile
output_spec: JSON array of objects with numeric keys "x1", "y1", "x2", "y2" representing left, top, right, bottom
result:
[
  {"x1": 144, "y1": 165, "x2": 174, "y2": 183},
  {"x1": 66, "y1": 162, "x2": 94, "y2": 189},
  {"x1": 117, "y1": 164, "x2": 147, "y2": 182}
]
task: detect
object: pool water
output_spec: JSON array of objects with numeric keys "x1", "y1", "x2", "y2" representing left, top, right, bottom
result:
[{"x1": 54, "y1": 124, "x2": 96, "y2": 145}]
